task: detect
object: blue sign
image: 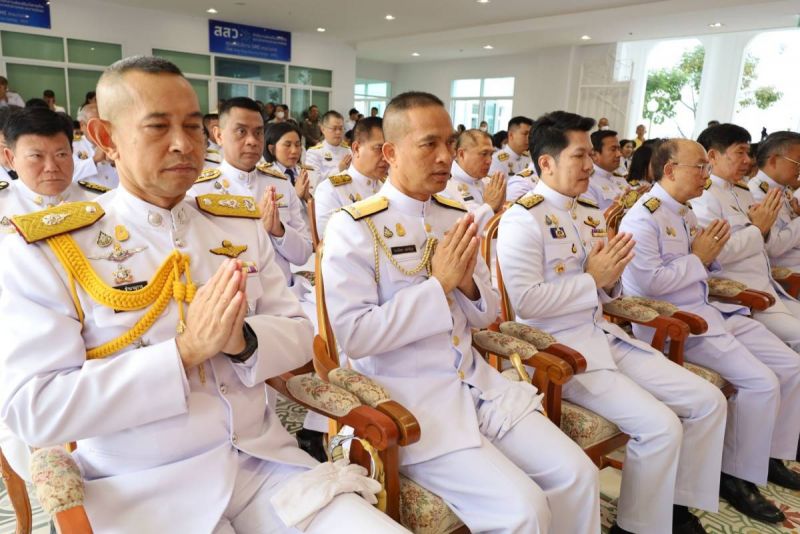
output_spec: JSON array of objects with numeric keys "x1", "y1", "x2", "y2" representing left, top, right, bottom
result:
[
  {"x1": 0, "y1": 0, "x2": 51, "y2": 29},
  {"x1": 209, "y1": 19, "x2": 291, "y2": 62}
]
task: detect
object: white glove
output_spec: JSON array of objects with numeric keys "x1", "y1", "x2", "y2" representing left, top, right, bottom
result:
[
  {"x1": 478, "y1": 380, "x2": 543, "y2": 441},
  {"x1": 271, "y1": 459, "x2": 382, "y2": 529}
]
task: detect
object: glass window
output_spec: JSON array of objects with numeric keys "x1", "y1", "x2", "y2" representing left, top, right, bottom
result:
[
  {"x1": 482, "y1": 77, "x2": 515, "y2": 98},
  {"x1": 1, "y1": 31, "x2": 64, "y2": 61},
  {"x1": 354, "y1": 80, "x2": 391, "y2": 118},
  {"x1": 6, "y1": 63, "x2": 66, "y2": 106},
  {"x1": 215, "y1": 57, "x2": 285, "y2": 83},
  {"x1": 451, "y1": 99, "x2": 481, "y2": 129},
  {"x1": 67, "y1": 69, "x2": 102, "y2": 116},
  {"x1": 450, "y1": 77, "x2": 515, "y2": 134},
  {"x1": 289, "y1": 66, "x2": 332, "y2": 88},
  {"x1": 153, "y1": 49, "x2": 211, "y2": 76},
  {"x1": 255, "y1": 86, "x2": 284, "y2": 106},
  {"x1": 366, "y1": 82, "x2": 388, "y2": 97},
  {"x1": 311, "y1": 91, "x2": 330, "y2": 114},
  {"x1": 451, "y1": 79, "x2": 481, "y2": 98},
  {"x1": 188, "y1": 78, "x2": 210, "y2": 114},
  {"x1": 354, "y1": 83, "x2": 366, "y2": 96},
  {"x1": 290, "y1": 88, "x2": 311, "y2": 122},
  {"x1": 217, "y1": 82, "x2": 248, "y2": 106},
  {"x1": 67, "y1": 39, "x2": 121, "y2": 66}
]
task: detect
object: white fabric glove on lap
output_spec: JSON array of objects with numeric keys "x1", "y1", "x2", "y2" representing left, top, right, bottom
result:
[{"x1": 478, "y1": 380, "x2": 544, "y2": 442}]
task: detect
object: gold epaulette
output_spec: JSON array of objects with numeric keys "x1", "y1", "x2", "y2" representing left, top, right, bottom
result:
[
  {"x1": 517, "y1": 168, "x2": 534, "y2": 178},
  {"x1": 204, "y1": 152, "x2": 222, "y2": 164},
  {"x1": 195, "y1": 194, "x2": 260, "y2": 219},
  {"x1": 522, "y1": 150, "x2": 531, "y2": 157},
  {"x1": 341, "y1": 141, "x2": 350, "y2": 149},
  {"x1": 77, "y1": 180, "x2": 111, "y2": 194},
  {"x1": 0, "y1": 181, "x2": 8, "y2": 192},
  {"x1": 73, "y1": 133, "x2": 82, "y2": 141},
  {"x1": 516, "y1": 194, "x2": 544, "y2": 209},
  {"x1": 11, "y1": 202, "x2": 104, "y2": 244},
  {"x1": 196, "y1": 168, "x2": 222, "y2": 183},
  {"x1": 644, "y1": 197, "x2": 661, "y2": 214},
  {"x1": 759, "y1": 181, "x2": 769, "y2": 194},
  {"x1": 342, "y1": 196, "x2": 389, "y2": 221},
  {"x1": 628, "y1": 179, "x2": 641, "y2": 187},
  {"x1": 613, "y1": 172, "x2": 626, "y2": 178},
  {"x1": 309, "y1": 143, "x2": 324, "y2": 150},
  {"x1": 704, "y1": 178, "x2": 712, "y2": 190},
  {"x1": 734, "y1": 181, "x2": 750, "y2": 191},
  {"x1": 576, "y1": 197, "x2": 599, "y2": 209},
  {"x1": 497, "y1": 152, "x2": 509, "y2": 162},
  {"x1": 432, "y1": 194, "x2": 467, "y2": 212},
  {"x1": 256, "y1": 162, "x2": 288, "y2": 180},
  {"x1": 301, "y1": 163, "x2": 315, "y2": 171},
  {"x1": 330, "y1": 173, "x2": 352, "y2": 187}
]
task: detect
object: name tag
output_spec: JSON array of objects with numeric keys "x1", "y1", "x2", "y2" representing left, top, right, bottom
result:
[{"x1": 391, "y1": 245, "x2": 417, "y2": 255}]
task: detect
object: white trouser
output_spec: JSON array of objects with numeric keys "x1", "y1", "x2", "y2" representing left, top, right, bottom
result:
[
  {"x1": 684, "y1": 314, "x2": 800, "y2": 484},
  {"x1": 403, "y1": 410, "x2": 600, "y2": 534},
  {"x1": 563, "y1": 339, "x2": 727, "y2": 534},
  {"x1": 753, "y1": 295, "x2": 800, "y2": 352},
  {"x1": 213, "y1": 453, "x2": 408, "y2": 533}
]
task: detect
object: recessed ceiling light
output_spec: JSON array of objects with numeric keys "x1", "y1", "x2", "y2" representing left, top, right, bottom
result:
[
  {"x1": 385, "y1": 14, "x2": 396, "y2": 20},
  {"x1": 477, "y1": 0, "x2": 490, "y2": 3},
  {"x1": 206, "y1": 8, "x2": 218, "y2": 14},
  {"x1": 708, "y1": 22, "x2": 724, "y2": 28},
  {"x1": 317, "y1": 27, "x2": 326, "y2": 32},
  {"x1": 483, "y1": 44, "x2": 494, "y2": 49},
  {"x1": 581, "y1": 35, "x2": 592, "y2": 40},
  {"x1": 411, "y1": 52, "x2": 420, "y2": 57}
]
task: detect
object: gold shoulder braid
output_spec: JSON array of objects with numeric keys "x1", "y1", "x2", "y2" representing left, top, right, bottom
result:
[{"x1": 363, "y1": 217, "x2": 437, "y2": 283}]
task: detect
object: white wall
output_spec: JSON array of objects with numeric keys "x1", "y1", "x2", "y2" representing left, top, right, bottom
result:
[
  {"x1": 0, "y1": 0, "x2": 357, "y2": 114},
  {"x1": 356, "y1": 59, "x2": 397, "y2": 88}
]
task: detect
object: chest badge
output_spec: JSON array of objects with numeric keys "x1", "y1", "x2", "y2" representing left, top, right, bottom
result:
[
  {"x1": 96, "y1": 231, "x2": 113, "y2": 248},
  {"x1": 550, "y1": 227, "x2": 567, "y2": 239},
  {"x1": 395, "y1": 223, "x2": 406, "y2": 237},
  {"x1": 665, "y1": 226, "x2": 677, "y2": 237},
  {"x1": 554, "y1": 262, "x2": 566, "y2": 275},
  {"x1": 114, "y1": 224, "x2": 130, "y2": 242},
  {"x1": 112, "y1": 264, "x2": 134, "y2": 285},
  {"x1": 210, "y1": 239, "x2": 248, "y2": 258},
  {"x1": 571, "y1": 243, "x2": 577, "y2": 254},
  {"x1": 383, "y1": 226, "x2": 394, "y2": 239},
  {"x1": 584, "y1": 216, "x2": 600, "y2": 228},
  {"x1": 89, "y1": 243, "x2": 147, "y2": 262}
]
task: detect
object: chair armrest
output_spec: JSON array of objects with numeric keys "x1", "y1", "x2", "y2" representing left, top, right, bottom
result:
[
  {"x1": 619, "y1": 296, "x2": 708, "y2": 335},
  {"x1": 472, "y1": 330, "x2": 573, "y2": 385},
  {"x1": 772, "y1": 267, "x2": 800, "y2": 299},
  {"x1": 497, "y1": 321, "x2": 587, "y2": 373},
  {"x1": 707, "y1": 278, "x2": 775, "y2": 311},
  {"x1": 603, "y1": 298, "x2": 689, "y2": 360}
]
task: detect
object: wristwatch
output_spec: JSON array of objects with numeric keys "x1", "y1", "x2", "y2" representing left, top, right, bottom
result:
[{"x1": 224, "y1": 322, "x2": 258, "y2": 363}]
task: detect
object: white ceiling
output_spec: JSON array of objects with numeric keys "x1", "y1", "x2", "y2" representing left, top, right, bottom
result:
[{"x1": 103, "y1": 0, "x2": 800, "y2": 62}]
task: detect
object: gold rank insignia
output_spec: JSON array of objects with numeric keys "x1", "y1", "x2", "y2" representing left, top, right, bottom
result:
[
  {"x1": 301, "y1": 164, "x2": 315, "y2": 171},
  {"x1": 591, "y1": 228, "x2": 607, "y2": 238},
  {"x1": 554, "y1": 262, "x2": 566, "y2": 275},
  {"x1": 690, "y1": 226, "x2": 698, "y2": 237},
  {"x1": 432, "y1": 194, "x2": 468, "y2": 212},
  {"x1": 11, "y1": 202, "x2": 104, "y2": 244},
  {"x1": 205, "y1": 152, "x2": 222, "y2": 164},
  {"x1": 0, "y1": 181, "x2": 8, "y2": 191},
  {"x1": 734, "y1": 181, "x2": 750, "y2": 191},
  {"x1": 77, "y1": 150, "x2": 89, "y2": 160},
  {"x1": 498, "y1": 152, "x2": 509, "y2": 162},
  {"x1": 583, "y1": 216, "x2": 600, "y2": 228},
  {"x1": 517, "y1": 168, "x2": 534, "y2": 178},
  {"x1": 330, "y1": 174, "x2": 352, "y2": 187},
  {"x1": 704, "y1": 178, "x2": 712, "y2": 190},
  {"x1": 195, "y1": 194, "x2": 260, "y2": 218},
  {"x1": 516, "y1": 194, "x2": 544, "y2": 209},
  {"x1": 77, "y1": 180, "x2": 111, "y2": 194},
  {"x1": 644, "y1": 197, "x2": 661, "y2": 213},
  {"x1": 73, "y1": 133, "x2": 82, "y2": 141},
  {"x1": 425, "y1": 223, "x2": 432, "y2": 233},
  {"x1": 550, "y1": 227, "x2": 567, "y2": 239},
  {"x1": 628, "y1": 179, "x2": 641, "y2": 187},
  {"x1": 576, "y1": 197, "x2": 599, "y2": 209},
  {"x1": 383, "y1": 225, "x2": 394, "y2": 238},
  {"x1": 665, "y1": 226, "x2": 677, "y2": 237},
  {"x1": 210, "y1": 239, "x2": 248, "y2": 258},
  {"x1": 760, "y1": 181, "x2": 769, "y2": 194},
  {"x1": 114, "y1": 224, "x2": 130, "y2": 242},
  {"x1": 342, "y1": 196, "x2": 389, "y2": 221},
  {"x1": 196, "y1": 168, "x2": 222, "y2": 183},
  {"x1": 522, "y1": 150, "x2": 531, "y2": 157},
  {"x1": 571, "y1": 243, "x2": 577, "y2": 254},
  {"x1": 396, "y1": 223, "x2": 406, "y2": 237},
  {"x1": 256, "y1": 162, "x2": 288, "y2": 180}
]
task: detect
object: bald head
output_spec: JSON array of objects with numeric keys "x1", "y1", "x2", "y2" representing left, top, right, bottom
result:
[
  {"x1": 96, "y1": 55, "x2": 184, "y2": 122},
  {"x1": 383, "y1": 91, "x2": 445, "y2": 144},
  {"x1": 78, "y1": 102, "x2": 98, "y2": 125},
  {"x1": 655, "y1": 138, "x2": 709, "y2": 203},
  {"x1": 456, "y1": 129, "x2": 492, "y2": 151}
]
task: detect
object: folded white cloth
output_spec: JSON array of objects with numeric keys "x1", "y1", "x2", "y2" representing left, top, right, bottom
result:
[
  {"x1": 271, "y1": 459, "x2": 382, "y2": 530},
  {"x1": 478, "y1": 380, "x2": 544, "y2": 441}
]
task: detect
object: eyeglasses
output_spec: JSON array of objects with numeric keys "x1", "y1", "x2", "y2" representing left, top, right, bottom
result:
[
  {"x1": 780, "y1": 155, "x2": 800, "y2": 168},
  {"x1": 670, "y1": 161, "x2": 712, "y2": 174}
]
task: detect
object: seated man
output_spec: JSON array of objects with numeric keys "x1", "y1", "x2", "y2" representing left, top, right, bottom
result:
[
  {"x1": 0, "y1": 106, "x2": 105, "y2": 481},
  {"x1": 203, "y1": 112, "x2": 223, "y2": 162},
  {"x1": 498, "y1": 111, "x2": 727, "y2": 534},
  {"x1": 748, "y1": 131, "x2": 800, "y2": 271},
  {"x1": 488, "y1": 115, "x2": 532, "y2": 180},
  {"x1": 323, "y1": 92, "x2": 600, "y2": 533},
  {"x1": 693, "y1": 123, "x2": 800, "y2": 352},
  {"x1": 441, "y1": 128, "x2": 505, "y2": 231},
  {"x1": 505, "y1": 162, "x2": 538, "y2": 202},
  {"x1": 0, "y1": 107, "x2": 19, "y2": 181},
  {"x1": 0, "y1": 56, "x2": 405, "y2": 534},
  {"x1": 305, "y1": 110, "x2": 351, "y2": 187},
  {"x1": 621, "y1": 138, "x2": 800, "y2": 524},
  {"x1": 71, "y1": 102, "x2": 120, "y2": 188},
  {"x1": 313, "y1": 117, "x2": 387, "y2": 240},
  {"x1": 585, "y1": 129, "x2": 630, "y2": 210}
]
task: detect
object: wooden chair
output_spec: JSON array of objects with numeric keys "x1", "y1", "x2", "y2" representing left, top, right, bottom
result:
[
  {"x1": 771, "y1": 266, "x2": 800, "y2": 299},
  {"x1": 307, "y1": 197, "x2": 321, "y2": 249},
  {"x1": 1, "y1": 449, "x2": 32, "y2": 534}
]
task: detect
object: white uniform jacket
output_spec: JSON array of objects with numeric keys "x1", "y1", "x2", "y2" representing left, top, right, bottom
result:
[
  {"x1": 0, "y1": 186, "x2": 315, "y2": 532},
  {"x1": 313, "y1": 165, "x2": 383, "y2": 241},
  {"x1": 488, "y1": 145, "x2": 531, "y2": 179},
  {"x1": 585, "y1": 164, "x2": 629, "y2": 211},
  {"x1": 71, "y1": 136, "x2": 120, "y2": 189},
  {"x1": 441, "y1": 161, "x2": 495, "y2": 232},
  {"x1": 505, "y1": 163, "x2": 538, "y2": 202},
  {"x1": 322, "y1": 180, "x2": 519, "y2": 466},
  {"x1": 305, "y1": 141, "x2": 351, "y2": 187},
  {"x1": 749, "y1": 170, "x2": 800, "y2": 270},
  {"x1": 497, "y1": 180, "x2": 655, "y2": 372},
  {"x1": 619, "y1": 183, "x2": 748, "y2": 337}
]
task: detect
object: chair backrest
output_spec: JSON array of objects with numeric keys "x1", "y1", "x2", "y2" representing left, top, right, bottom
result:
[
  {"x1": 481, "y1": 212, "x2": 515, "y2": 322},
  {"x1": 307, "y1": 197, "x2": 321, "y2": 249},
  {"x1": 313, "y1": 242, "x2": 340, "y2": 380},
  {"x1": 603, "y1": 202, "x2": 626, "y2": 240}
]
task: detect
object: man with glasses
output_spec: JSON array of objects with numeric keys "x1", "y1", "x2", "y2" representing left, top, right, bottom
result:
[
  {"x1": 305, "y1": 110, "x2": 352, "y2": 187},
  {"x1": 621, "y1": 138, "x2": 800, "y2": 525}
]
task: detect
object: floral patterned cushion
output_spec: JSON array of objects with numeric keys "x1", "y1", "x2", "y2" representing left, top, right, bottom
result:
[
  {"x1": 603, "y1": 298, "x2": 659, "y2": 323},
  {"x1": 621, "y1": 296, "x2": 678, "y2": 317},
  {"x1": 328, "y1": 368, "x2": 391, "y2": 408},
  {"x1": 30, "y1": 447, "x2": 84, "y2": 515},
  {"x1": 286, "y1": 374, "x2": 361, "y2": 417},
  {"x1": 561, "y1": 402, "x2": 621, "y2": 449},
  {"x1": 685, "y1": 363, "x2": 728, "y2": 389},
  {"x1": 295, "y1": 270, "x2": 316, "y2": 286},
  {"x1": 771, "y1": 266, "x2": 794, "y2": 281},
  {"x1": 707, "y1": 278, "x2": 748, "y2": 297},
  {"x1": 473, "y1": 330, "x2": 538, "y2": 360},
  {"x1": 400, "y1": 475, "x2": 464, "y2": 534},
  {"x1": 498, "y1": 322, "x2": 557, "y2": 350}
]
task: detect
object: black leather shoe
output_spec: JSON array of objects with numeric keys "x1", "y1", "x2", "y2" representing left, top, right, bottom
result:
[
  {"x1": 672, "y1": 505, "x2": 707, "y2": 534},
  {"x1": 609, "y1": 522, "x2": 635, "y2": 534},
  {"x1": 296, "y1": 428, "x2": 328, "y2": 463},
  {"x1": 720, "y1": 473, "x2": 785, "y2": 524},
  {"x1": 768, "y1": 458, "x2": 800, "y2": 490}
]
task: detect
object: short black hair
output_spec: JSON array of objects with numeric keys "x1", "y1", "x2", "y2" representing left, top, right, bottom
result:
[
  {"x1": 4, "y1": 106, "x2": 73, "y2": 149},
  {"x1": 219, "y1": 97, "x2": 262, "y2": 119},
  {"x1": 757, "y1": 131, "x2": 800, "y2": 169},
  {"x1": 263, "y1": 122, "x2": 301, "y2": 162},
  {"x1": 383, "y1": 91, "x2": 444, "y2": 142},
  {"x1": 507, "y1": 116, "x2": 533, "y2": 132},
  {"x1": 492, "y1": 130, "x2": 507, "y2": 149},
  {"x1": 697, "y1": 123, "x2": 751, "y2": 153},
  {"x1": 108, "y1": 55, "x2": 183, "y2": 77},
  {"x1": 348, "y1": 108, "x2": 359, "y2": 116},
  {"x1": 636, "y1": 139, "x2": 665, "y2": 182},
  {"x1": 529, "y1": 111, "x2": 595, "y2": 175},
  {"x1": 620, "y1": 139, "x2": 634, "y2": 150},
  {"x1": 43, "y1": 89, "x2": 55, "y2": 98},
  {"x1": 25, "y1": 98, "x2": 49, "y2": 109},
  {"x1": 590, "y1": 130, "x2": 618, "y2": 152},
  {"x1": 0, "y1": 106, "x2": 21, "y2": 135},
  {"x1": 352, "y1": 116, "x2": 382, "y2": 144}
]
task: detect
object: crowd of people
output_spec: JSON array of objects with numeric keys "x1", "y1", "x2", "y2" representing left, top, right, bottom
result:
[{"x1": 0, "y1": 55, "x2": 799, "y2": 534}]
